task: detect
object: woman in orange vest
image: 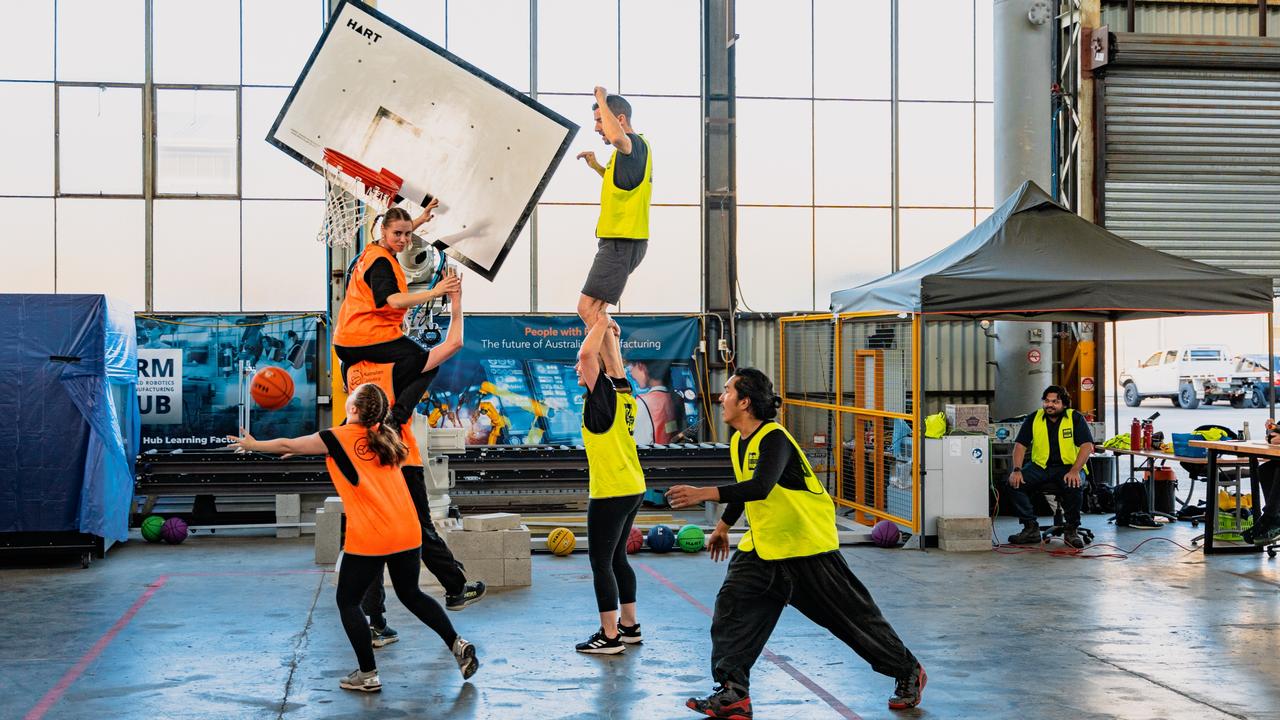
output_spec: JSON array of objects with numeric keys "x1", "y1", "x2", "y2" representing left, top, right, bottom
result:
[
  {"x1": 227, "y1": 383, "x2": 480, "y2": 693},
  {"x1": 333, "y1": 203, "x2": 463, "y2": 429}
]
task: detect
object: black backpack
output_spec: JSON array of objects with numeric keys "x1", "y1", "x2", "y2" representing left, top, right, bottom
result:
[{"x1": 1114, "y1": 480, "x2": 1149, "y2": 526}]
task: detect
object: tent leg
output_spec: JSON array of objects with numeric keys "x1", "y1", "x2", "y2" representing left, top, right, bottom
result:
[
  {"x1": 1270, "y1": 312, "x2": 1275, "y2": 422},
  {"x1": 1111, "y1": 321, "x2": 1120, "y2": 487}
]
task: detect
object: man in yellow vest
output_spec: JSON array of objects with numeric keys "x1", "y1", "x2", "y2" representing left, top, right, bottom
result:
[
  {"x1": 1006, "y1": 385, "x2": 1095, "y2": 548},
  {"x1": 575, "y1": 86, "x2": 652, "y2": 332},
  {"x1": 667, "y1": 368, "x2": 924, "y2": 718}
]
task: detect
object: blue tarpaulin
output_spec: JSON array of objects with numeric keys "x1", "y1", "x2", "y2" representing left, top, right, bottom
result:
[{"x1": 0, "y1": 294, "x2": 139, "y2": 543}]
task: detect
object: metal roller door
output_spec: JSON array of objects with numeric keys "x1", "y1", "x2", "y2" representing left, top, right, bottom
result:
[{"x1": 1102, "y1": 65, "x2": 1280, "y2": 292}]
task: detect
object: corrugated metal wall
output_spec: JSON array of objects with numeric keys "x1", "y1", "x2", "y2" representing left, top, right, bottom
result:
[
  {"x1": 1100, "y1": 2, "x2": 1280, "y2": 36},
  {"x1": 732, "y1": 315, "x2": 994, "y2": 419},
  {"x1": 922, "y1": 320, "x2": 997, "y2": 414}
]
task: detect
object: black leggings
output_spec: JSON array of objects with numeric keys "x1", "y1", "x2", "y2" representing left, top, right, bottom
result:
[
  {"x1": 335, "y1": 336, "x2": 434, "y2": 426},
  {"x1": 336, "y1": 547, "x2": 457, "y2": 672},
  {"x1": 587, "y1": 493, "x2": 643, "y2": 613},
  {"x1": 361, "y1": 466, "x2": 468, "y2": 618}
]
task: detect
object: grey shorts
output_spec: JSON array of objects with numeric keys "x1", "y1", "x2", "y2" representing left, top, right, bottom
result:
[{"x1": 582, "y1": 239, "x2": 648, "y2": 305}]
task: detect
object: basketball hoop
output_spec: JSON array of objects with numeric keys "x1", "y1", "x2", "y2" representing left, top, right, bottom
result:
[{"x1": 317, "y1": 148, "x2": 404, "y2": 248}]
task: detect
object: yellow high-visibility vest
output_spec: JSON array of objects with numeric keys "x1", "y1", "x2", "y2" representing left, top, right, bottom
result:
[
  {"x1": 1030, "y1": 409, "x2": 1086, "y2": 472},
  {"x1": 730, "y1": 422, "x2": 839, "y2": 560},
  {"x1": 596, "y1": 135, "x2": 652, "y2": 240},
  {"x1": 583, "y1": 389, "x2": 647, "y2": 499}
]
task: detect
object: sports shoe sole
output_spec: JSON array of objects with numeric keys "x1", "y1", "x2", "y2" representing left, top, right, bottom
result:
[
  {"x1": 371, "y1": 635, "x2": 399, "y2": 648},
  {"x1": 456, "y1": 643, "x2": 480, "y2": 679},
  {"x1": 685, "y1": 698, "x2": 751, "y2": 720},
  {"x1": 619, "y1": 635, "x2": 643, "y2": 645},
  {"x1": 576, "y1": 643, "x2": 627, "y2": 655},
  {"x1": 340, "y1": 681, "x2": 382, "y2": 693}
]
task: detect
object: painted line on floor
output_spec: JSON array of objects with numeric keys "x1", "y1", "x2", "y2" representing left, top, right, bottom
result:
[
  {"x1": 23, "y1": 575, "x2": 171, "y2": 720},
  {"x1": 22, "y1": 568, "x2": 332, "y2": 720},
  {"x1": 636, "y1": 562, "x2": 864, "y2": 720}
]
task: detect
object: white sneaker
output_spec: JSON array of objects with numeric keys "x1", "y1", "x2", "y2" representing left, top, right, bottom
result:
[
  {"x1": 339, "y1": 668, "x2": 382, "y2": 693},
  {"x1": 452, "y1": 636, "x2": 480, "y2": 679}
]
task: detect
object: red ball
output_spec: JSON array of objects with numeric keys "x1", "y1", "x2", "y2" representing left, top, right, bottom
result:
[
  {"x1": 625, "y1": 526, "x2": 644, "y2": 554},
  {"x1": 251, "y1": 366, "x2": 295, "y2": 411}
]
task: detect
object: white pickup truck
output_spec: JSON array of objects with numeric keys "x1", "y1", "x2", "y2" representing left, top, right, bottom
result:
[{"x1": 1120, "y1": 345, "x2": 1261, "y2": 409}]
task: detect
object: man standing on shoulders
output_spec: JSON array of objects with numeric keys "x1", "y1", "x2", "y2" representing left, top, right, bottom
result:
[{"x1": 575, "y1": 86, "x2": 652, "y2": 333}]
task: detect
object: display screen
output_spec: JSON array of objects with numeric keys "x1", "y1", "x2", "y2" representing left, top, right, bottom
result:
[{"x1": 528, "y1": 360, "x2": 585, "y2": 444}]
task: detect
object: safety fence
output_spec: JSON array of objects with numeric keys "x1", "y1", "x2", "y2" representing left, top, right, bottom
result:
[{"x1": 779, "y1": 313, "x2": 920, "y2": 532}]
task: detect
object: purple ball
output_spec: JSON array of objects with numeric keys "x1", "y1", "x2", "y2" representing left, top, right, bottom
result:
[
  {"x1": 870, "y1": 520, "x2": 901, "y2": 548},
  {"x1": 160, "y1": 517, "x2": 189, "y2": 545}
]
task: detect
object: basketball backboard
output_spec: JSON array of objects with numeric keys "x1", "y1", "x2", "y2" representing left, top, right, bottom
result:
[{"x1": 268, "y1": 0, "x2": 577, "y2": 280}]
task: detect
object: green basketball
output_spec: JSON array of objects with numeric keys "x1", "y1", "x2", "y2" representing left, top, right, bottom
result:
[
  {"x1": 140, "y1": 515, "x2": 165, "y2": 543},
  {"x1": 676, "y1": 524, "x2": 705, "y2": 553}
]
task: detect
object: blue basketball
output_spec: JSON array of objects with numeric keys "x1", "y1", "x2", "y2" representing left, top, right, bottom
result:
[{"x1": 647, "y1": 524, "x2": 676, "y2": 553}]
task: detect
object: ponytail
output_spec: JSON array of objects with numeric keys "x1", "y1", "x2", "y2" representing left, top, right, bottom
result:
[
  {"x1": 731, "y1": 367, "x2": 782, "y2": 421},
  {"x1": 349, "y1": 383, "x2": 408, "y2": 467}
]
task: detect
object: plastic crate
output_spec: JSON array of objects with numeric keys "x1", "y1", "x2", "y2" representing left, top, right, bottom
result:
[{"x1": 1216, "y1": 511, "x2": 1254, "y2": 542}]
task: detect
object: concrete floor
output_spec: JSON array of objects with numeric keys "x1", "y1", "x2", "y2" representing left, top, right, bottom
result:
[{"x1": 3, "y1": 516, "x2": 1279, "y2": 720}]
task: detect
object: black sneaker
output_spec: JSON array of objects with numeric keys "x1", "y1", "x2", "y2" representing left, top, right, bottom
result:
[
  {"x1": 445, "y1": 581, "x2": 487, "y2": 611},
  {"x1": 1008, "y1": 523, "x2": 1041, "y2": 545},
  {"x1": 888, "y1": 663, "x2": 927, "y2": 710},
  {"x1": 618, "y1": 622, "x2": 643, "y2": 645},
  {"x1": 1063, "y1": 527, "x2": 1085, "y2": 549},
  {"x1": 1254, "y1": 518, "x2": 1280, "y2": 546},
  {"x1": 370, "y1": 623, "x2": 399, "y2": 648},
  {"x1": 686, "y1": 682, "x2": 752, "y2": 719},
  {"x1": 575, "y1": 628, "x2": 626, "y2": 655}
]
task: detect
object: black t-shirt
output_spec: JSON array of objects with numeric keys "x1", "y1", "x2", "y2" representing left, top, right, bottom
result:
[
  {"x1": 611, "y1": 133, "x2": 648, "y2": 191},
  {"x1": 364, "y1": 257, "x2": 401, "y2": 308},
  {"x1": 719, "y1": 422, "x2": 808, "y2": 526},
  {"x1": 583, "y1": 372, "x2": 631, "y2": 435},
  {"x1": 1014, "y1": 411, "x2": 1094, "y2": 467}
]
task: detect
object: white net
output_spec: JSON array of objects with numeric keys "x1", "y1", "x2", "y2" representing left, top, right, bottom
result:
[{"x1": 317, "y1": 163, "x2": 394, "y2": 248}]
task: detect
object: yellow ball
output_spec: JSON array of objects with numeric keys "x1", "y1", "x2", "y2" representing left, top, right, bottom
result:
[{"x1": 547, "y1": 527, "x2": 576, "y2": 556}]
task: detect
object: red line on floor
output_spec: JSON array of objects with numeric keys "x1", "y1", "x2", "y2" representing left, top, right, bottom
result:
[
  {"x1": 23, "y1": 575, "x2": 171, "y2": 720},
  {"x1": 636, "y1": 562, "x2": 863, "y2": 720},
  {"x1": 21, "y1": 568, "x2": 332, "y2": 720}
]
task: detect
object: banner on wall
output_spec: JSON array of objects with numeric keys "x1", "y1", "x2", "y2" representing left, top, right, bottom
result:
[
  {"x1": 420, "y1": 315, "x2": 705, "y2": 446},
  {"x1": 136, "y1": 314, "x2": 321, "y2": 451}
]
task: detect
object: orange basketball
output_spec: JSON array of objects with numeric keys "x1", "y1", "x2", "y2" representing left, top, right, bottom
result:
[{"x1": 251, "y1": 366, "x2": 295, "y2": 411}]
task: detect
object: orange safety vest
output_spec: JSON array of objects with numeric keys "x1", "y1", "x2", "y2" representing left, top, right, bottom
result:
[
  {"x1": 345, "y1": 360, "x2": 422, "y2": 467},
  {"x1": 334, "y1": 243, "x2": 408, "y2": 347},
  {"x1": 324, "y1": 423, "x2": 420, "y2": 556}
]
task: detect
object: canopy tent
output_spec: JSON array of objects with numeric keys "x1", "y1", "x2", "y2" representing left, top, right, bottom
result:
[{"x1": 830, "y1": 181, "x2": 1274, "y2": 321}]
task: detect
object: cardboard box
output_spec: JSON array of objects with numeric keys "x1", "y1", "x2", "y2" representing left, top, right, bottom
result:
[{"x1": 945, "y1": 404, "x2": 989, "y2": 433}]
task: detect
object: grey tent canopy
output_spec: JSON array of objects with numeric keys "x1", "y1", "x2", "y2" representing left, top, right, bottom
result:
[{"x1": 829, "y1": 181, "x2": 1274, "y2": 321}]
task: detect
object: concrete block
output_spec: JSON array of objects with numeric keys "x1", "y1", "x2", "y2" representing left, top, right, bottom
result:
[
  {"x1": 938, "y1": 517, "x2": 992, "y2": 552},
  {"x1": 443, "y1": 527, "x2": 504, "y2": 559},
  {"x1": 277, "y1": 526, "x2": 301, "y2": 539},
  {"x1": 503, "y1": 557, "x2": 531, "y2": 586},
  {"x1": 502, "y1": 526, "x2": 531, "y2": 559},
  {"x1": 324, "y1": 496, "x2": 344, "y2": 515},
  {"x1": 314, "y1": 509, "x2": 342, "y2": 565},
  {"x1": 939, "y1": 535, "x2": 991, "y2": 552},
  {"x1": 463, "y1": 558, "x2": 505, "y2": 587},
  {"x1": 462, "y1": 513, "x2": 522, "y2": 532},
  {"x1": 938, "y1": 517, "x2": 991, "y2": 539},
  {"x1": 275, "y1": 493, "x2": 301, "y2": 518}
]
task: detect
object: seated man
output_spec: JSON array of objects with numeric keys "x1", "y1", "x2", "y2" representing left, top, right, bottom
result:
[
  {"x1": 1250, "y1": 424, "x2": 1280, "y2": 546},
  {"x1": 1004, "y1": 385, "x2": 1094, "y2": 549}
]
